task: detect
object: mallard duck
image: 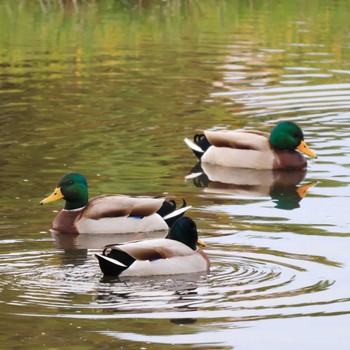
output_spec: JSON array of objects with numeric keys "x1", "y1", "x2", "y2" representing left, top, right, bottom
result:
[
  {"x1": 40, "y1": 173, "x2": 191, "y2": 234},
  {"x1": 94, "y1": 216, "x2": 210, "y2": 277},
  {"x1": 184, "y1": 121, "x2": 317, "y2": 170}
]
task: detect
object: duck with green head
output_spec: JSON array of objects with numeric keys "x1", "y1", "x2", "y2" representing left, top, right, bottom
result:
[
  {"x1": 40, "y1": 173, "x2": 191, "y2": 234},
  {"x1": 95, "y1": 216, "x2": 210, "y2": 277},
  {"x1": 184, "y1": 121, "x2": 317, "y2": 170}
]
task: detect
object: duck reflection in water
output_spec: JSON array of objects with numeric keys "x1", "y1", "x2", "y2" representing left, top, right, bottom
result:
[
  {"x1": 95, "y1": 273, "x2": 202, "y2": 316},
  {"x1": 51, "y1": 229, "x2": 168, "y2": 250},
  {"x1": 186, "y1": 163, "x2": 317, "y2": 210}
]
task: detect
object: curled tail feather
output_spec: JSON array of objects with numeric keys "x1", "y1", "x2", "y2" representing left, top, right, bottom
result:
[
  {"x1": 95, "y1": 248, "x2": 136, "y2": 276},
  {"x1": 184, "y1": 134, "x2": 211, "y2": 159},
  {"x1": 156, "y1": 199, "x2": 191, "y2": 228}
]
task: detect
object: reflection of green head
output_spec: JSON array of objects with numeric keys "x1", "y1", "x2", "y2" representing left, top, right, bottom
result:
[
  {"x1": 166, "y1": 217, "x2": 198, "y2": 250},
  {"x1": 270, "y1": 182, "x2": 316, "y2": 210},
  {"x1": 270, "y1": 187, "x2": 302, "y2": 210},
  {"x1": 269, "y1": 121, "x2": 304, "y2": 151}
]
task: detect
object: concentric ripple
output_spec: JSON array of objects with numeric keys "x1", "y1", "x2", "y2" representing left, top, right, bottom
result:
[
  {"x1": 0, "y1": 241, "x2": 339, "y2": 321},
  {"x1": 207, "y1": 248, "x2": 335, "y2": 312}
]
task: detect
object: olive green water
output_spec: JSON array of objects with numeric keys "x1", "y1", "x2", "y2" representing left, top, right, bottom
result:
[{"x1": 1, "y1": 1, "x2": 350, "y2": 349}]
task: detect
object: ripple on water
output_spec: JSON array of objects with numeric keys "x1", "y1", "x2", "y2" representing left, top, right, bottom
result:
[
  {"x1": 0, "y1": 244, "x2": 337, "y2": 320},
  {"x1": 212, "y1": 83, "x2": 350, "y2": 118}
]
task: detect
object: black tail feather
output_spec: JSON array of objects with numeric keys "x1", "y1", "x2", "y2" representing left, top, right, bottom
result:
[
  {"x1": 156, "y1": 199, "x2": 177, "y2": 218},
  {"x1": 96, "y1": 248, "x2": 136, "y2": 276},
  {"x1": 105, "y1": 247, "x2": 136, "y2": 266},
  {"x1": 193, "y1": 133, "x2": 211, "y2": 159},
  {"x1": 162, "y1": 199, "x2": 188, "y2": 228},
  {"x1": 157, "y1": 199, "x2": 189, "y2": 228}
]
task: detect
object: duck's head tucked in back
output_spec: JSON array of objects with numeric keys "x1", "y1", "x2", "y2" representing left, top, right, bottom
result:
[
  {"x1": 165, "y1": 216, "x2": 204, "y2": 249},
  {"x1": 94, "y1": 216, "x2": 209, "y2": 277}
]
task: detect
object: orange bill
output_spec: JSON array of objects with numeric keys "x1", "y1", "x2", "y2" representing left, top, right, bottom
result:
[
  {"x1": 40, "y1": 187, "x2": 64, "y2": 205},
  {"x1": 197, "y1": 238, "x2": 206, "y2": 248},
  {"x1": 297, "y1": 140, "x2": 317, "y2": 158}
]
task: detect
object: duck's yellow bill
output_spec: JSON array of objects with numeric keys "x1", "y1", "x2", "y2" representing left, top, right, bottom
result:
[
  {"x1": 297, "y1": 140, "x2": 317, "y2": 158},
  {"x1": 197, "y1": 238, "x2": 206, "y2": 248},
  {"x1": 40, "y1": 187, "x2": 64, "y2": 205}
]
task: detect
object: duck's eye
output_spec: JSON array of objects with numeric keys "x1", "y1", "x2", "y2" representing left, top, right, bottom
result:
[{"x1": 66, "y1": 180, "x2": 74, "y2": 186}]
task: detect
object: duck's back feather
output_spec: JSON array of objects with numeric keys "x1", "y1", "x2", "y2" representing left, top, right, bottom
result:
[
  {"x1": 107, "y1": 238, "x2": 195, "y2": 260},
  {"x1": 204, "y1": 130, "x2": 270, "y2": 151},
  {"x1": 83, "y1": 195, "x2": 165, "y2": 220}
]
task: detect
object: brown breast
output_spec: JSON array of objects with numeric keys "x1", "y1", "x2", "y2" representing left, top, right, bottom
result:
[
  {"x1": 273, "y1": 151, "x2": 307, "y2": 170},
  {"x1": 52, "y1": 209, "x2": 81, "y2": 234}
]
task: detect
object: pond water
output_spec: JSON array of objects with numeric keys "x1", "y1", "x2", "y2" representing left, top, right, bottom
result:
[{"x1": 1, "y1": 1, "x2": 350, "y2": 349}]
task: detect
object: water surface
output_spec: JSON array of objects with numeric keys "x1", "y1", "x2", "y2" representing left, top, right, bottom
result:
[{"x1": 1, "y1": 1, "x2": 350, "y2": 349}]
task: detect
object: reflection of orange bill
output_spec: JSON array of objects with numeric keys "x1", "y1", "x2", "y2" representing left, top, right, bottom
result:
[
  {"x1": 296, "y1": 182, "x2": 318, "y2": 198},
  {"x1": 297, "y1": 140, "x2": 317, "y2": 158}
]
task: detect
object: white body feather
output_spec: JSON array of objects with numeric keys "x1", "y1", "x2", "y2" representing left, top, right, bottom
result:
[
  {"x1": 202, "y1": 146, "x2": 275, "y2": 169},
  {"x1": 76, "y1": 213, "x2": 169, "y2": 234},
  {"x1": 119, "y1": 254, "x2": 208, "y2": 277}
]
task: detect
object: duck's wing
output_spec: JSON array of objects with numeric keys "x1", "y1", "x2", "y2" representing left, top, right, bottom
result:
[
  {"x1": 106, "y1": 238, "x2": 193, "y2": 260},
  {"x1": 83, "y1": 195, "x2": 165, "y2": 220},
  {"x1": 204, "y1": 130, "x2": 270, "y2": 151}
]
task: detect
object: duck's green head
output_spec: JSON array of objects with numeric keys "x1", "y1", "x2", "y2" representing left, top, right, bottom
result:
[
  {"x1": 166, "y1": 217, "x2": 205, "y2": 250},
  {"x1": 269, "y1": 121, "x2": 317, "y2": 158},
  {"x1": 40, "y1": 173, "x2": 88, "y2": 210}
]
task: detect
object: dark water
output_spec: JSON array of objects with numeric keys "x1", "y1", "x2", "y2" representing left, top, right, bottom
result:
[{"x1": 1, "y1": 1, "x2": 350, "y2": 349}]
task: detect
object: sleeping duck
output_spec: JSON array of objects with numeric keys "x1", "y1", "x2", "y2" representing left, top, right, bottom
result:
[
  {"x1": 184, "y1": 121, "x2": 317, "y2": 170},
  {"x1": 94, "y1": 216, "x2": 210, "y2": 277},
  {"x1": 40, "y1": 173, "x2": 191, "y2": 234}
]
